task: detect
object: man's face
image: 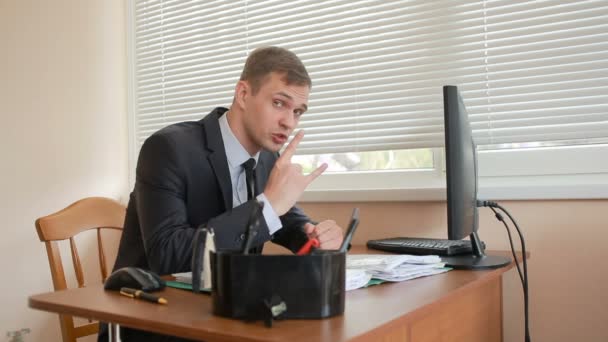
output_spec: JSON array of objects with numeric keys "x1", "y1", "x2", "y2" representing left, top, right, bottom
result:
[{"x1": 239, "y1": 72, "x2": 309, "y2": 153}]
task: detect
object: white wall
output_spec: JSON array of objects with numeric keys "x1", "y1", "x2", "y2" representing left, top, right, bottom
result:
[{"x1": 0, "y1": 1, "x2": 128, "y2": 341}]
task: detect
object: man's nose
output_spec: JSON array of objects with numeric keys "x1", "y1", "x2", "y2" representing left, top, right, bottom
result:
[{"x1": 280, "y1": 112, "x2": 296, "y2": 130}]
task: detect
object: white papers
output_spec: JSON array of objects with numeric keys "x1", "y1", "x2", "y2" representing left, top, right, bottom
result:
[
  {"x1": 346, "y1": 269, "x2": 373, "y2": 291},
  {"x1": 172, "y1": 271, "x2": 211, "y2": 292},
  {"x1": 348, "y1": 254, "x2": 441, "y2": 270},
  {"x1": 346, "y1": 254, "x2": 451, "y2": 285},
  {"x1": 173, "y1": 271, "x2": 198, "y2": 285},
  {"x1": 203, "y1": 229, "x2": 215, "y2": 289}
]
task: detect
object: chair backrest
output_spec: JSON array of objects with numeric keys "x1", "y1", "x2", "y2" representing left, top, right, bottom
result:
[{"x1": 35, "y1": 197, "x2": 125, "y2": 342}]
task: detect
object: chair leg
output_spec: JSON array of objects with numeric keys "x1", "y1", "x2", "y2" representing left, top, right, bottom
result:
[
  {"x1": 108, "y1": 323, "x2": 121, "y2": 342},
  {"x1": 58, "y1": 314, "x2": 76, "y2": 342}
]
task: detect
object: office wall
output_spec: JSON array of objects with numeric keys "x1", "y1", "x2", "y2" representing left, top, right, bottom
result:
[
  {"x1": 0, "y1": 1, "x2": 127, "y2": 341},
  {"x1": 1, "y1": 1, "x2": 605, "y2": 342},
  {"x1": 299, "y1": 200, "x2": 608, "y2": 342}
]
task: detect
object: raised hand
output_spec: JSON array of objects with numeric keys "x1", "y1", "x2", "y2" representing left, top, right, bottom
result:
[{"x1": 263, "y1": 131, "x2": 327, "y2": 216}]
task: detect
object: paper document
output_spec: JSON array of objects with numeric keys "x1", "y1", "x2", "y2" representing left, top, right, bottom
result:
[
  {"x1": 346, "y1": 269, "x2": 373, "y2": 291},
  {"x1": 203, "y1": 229, "x2": 215, "y2": 289},
  {"x1": 346, "y1": 254, "x2": 451, "y2": 285},
  {"x1": 347, "y1": 254, "x2": 441, "y2": 270},
  {"x1": 172, "y1": 271, "x2": 209, "y2": 291}
]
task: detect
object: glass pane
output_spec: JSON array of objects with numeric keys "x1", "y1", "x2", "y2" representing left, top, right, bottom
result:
[{"x1": 293, "y1": 148, "x2": 434, "y2": 173}]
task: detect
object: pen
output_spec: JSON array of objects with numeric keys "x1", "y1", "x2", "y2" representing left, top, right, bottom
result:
[
  {"x1": 297, "y1": 237, "x2": 320, "y2": 255},
  {"x1": 120, "y1": 287, "x2": 168, "y2": 305}
]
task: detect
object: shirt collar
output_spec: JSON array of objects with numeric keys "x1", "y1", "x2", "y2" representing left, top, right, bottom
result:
[{"x1": 218, "y1": 111, "x2": 259, "y2": 169}]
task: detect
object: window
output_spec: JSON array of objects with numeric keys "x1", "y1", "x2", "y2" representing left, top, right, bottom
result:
[{"x1": 128, "y1": 0, "x2": 608, "y2": 199}]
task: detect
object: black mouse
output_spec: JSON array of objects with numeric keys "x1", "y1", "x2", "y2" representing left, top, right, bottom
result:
[{"x1": 104, "y1": 267, "x2": 166, "y2": 292}]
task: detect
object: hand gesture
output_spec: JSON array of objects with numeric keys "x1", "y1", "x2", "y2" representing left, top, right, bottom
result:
[{"x1": 263, "y1": 131, "x2": 327, "y2": 216}]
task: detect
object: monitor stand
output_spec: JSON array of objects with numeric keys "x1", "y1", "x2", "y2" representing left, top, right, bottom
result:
[{"x1": 442, "y1": 232, "x2": 511, "y2": 269}]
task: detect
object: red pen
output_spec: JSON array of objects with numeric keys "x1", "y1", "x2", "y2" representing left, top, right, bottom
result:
[{"x1": 297, "y1": 238, "x2": 320, "y2": 255}]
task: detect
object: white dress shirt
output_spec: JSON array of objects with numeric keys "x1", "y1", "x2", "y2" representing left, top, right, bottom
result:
[{"x1": 218, "y1": 113, "x2": 282, "y2": 235}]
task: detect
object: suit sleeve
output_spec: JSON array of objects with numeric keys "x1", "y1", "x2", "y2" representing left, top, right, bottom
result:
[
  {"x1": 270, "y1": 206, "x2": 312, "y2": 253},
  {"x1": 134, "y1": 133, "x2": 198, "y2": 274},
  {"x1": 134, "y1": 133, "x2": 274, "y2": 275}
]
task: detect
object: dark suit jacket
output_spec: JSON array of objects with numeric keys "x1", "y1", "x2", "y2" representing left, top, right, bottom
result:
[
  {"x1": 102, "y1": 108, "x2": 311, "y2": 342},
  {"x1": 113, "y1": 107, "x2": 311, "y2": 275}
]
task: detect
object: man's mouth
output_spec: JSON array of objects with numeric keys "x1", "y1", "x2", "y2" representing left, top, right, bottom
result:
[{"x1": 271, "y1": 133, "x2": 288, "y2": 145}]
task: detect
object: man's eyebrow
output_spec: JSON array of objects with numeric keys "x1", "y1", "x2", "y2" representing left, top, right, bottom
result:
[{"x1": 276, "y1": 91, "x2": 308, "y2": 112}]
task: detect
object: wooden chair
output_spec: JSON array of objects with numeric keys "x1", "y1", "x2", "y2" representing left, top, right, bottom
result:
[{"x1": 35, "y1": 197, "x2": 126, "y2": 342}]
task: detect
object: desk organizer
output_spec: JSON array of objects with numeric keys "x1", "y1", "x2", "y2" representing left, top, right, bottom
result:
[{"x1": 210, "y1": 250, "x2": 345, "y2": 320}]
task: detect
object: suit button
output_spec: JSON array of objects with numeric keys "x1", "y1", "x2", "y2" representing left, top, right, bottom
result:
[{"x1": 239, "y1": 233, "x2": 245, "y2": 241}]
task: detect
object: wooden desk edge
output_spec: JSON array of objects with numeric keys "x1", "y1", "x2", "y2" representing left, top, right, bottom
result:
[
  {"x1": 28, "y1": 249, "x2": 526, "y2": 342},
  {"x1": 28, "y1": 290, "x2": 226, "y2": 341}
]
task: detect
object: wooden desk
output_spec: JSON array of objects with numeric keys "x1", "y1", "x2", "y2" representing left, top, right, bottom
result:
[{"x1": 29, "y1": 249, "x2": 517, "y2": 342}]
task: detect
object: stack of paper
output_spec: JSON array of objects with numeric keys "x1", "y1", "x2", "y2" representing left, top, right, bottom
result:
[
  {"x1": 172, "y1": 272, "x2": 209, "y2": 291},
  {"x1": 173, "y1": 272, "x2": 197, "y2": 284},
  {"x1": 346, "y1": 254, "x2": 451, "y2": 283},
  {"x1": 345, "y1": 269, "x2": 373, "y2": 291}
]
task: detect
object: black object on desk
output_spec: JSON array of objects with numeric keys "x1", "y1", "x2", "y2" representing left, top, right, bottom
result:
[
  {"x1": 242, "y1": 200, "x2": 264, "y2": 255},
  {"x1": 104, "y1": 267, "x2": 165, "y2": 292},
  {"x1": 367, "y1": 237, "x2": 486, "y2": 256},
  {"x1": 205, "y1": 202, "x2": 347, "y2": 324},
  {"x1": 339, "y1": 208, "x2": 360, "y2": 253},
  {"x1": 211, "y1": 250, "x2": 345, "y2": 321}
]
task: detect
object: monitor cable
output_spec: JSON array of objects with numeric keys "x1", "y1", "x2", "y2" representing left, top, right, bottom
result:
[{"x1": 479, "y1": 200, "x2": 530, "y2": 342}]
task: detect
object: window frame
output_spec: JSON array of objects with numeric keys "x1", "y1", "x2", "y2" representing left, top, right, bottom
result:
[{"x1": 300, "y1": 144, "x2": 608, "y2": 201}]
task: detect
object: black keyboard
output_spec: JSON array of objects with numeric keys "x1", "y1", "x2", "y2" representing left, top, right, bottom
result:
[{"x1": 366, "y1": 237, "x2": 485, "y2": 256}]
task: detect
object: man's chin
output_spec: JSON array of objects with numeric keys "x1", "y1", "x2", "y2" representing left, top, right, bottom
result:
[{"x1": 263, "y1": 142, "x2": 284, "y2": 153}]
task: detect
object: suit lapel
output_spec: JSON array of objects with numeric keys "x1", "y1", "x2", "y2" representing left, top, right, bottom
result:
[{"x1": 202, "y1": 108, "x2": 232, "y2": 210}]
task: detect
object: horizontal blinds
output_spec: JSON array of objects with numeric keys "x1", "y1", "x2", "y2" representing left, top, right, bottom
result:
[
  {"x1": 132, "y1": 0, "x2": 608, "y2": 154},
  {"x1": 249, "y1": 0, "x2": 489, "y2": 154},
  {"x1": 133, "y1": 0, "x2": 250, "y2": 144},
  {"x1": 468, "y1": 0, "x2": 608, "y2": 146}
]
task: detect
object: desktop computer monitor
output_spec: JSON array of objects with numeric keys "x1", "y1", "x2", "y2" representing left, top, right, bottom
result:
[{"x1": 442, "y1": 85, "x2": 510, "y2": 269}]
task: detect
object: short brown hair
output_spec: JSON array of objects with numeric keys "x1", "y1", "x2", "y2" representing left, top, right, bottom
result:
[{"x1": 240, "y1": 46, "x2": 311, "y2": 94}]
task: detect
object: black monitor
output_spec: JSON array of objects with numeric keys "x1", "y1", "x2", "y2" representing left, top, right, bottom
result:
[{"x1": 442, "y1": 85, "x2": 510, "y2": 269}]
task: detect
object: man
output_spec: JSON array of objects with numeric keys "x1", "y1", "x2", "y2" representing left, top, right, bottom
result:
[{"x1": 102, "y1": 47, "x2": 344, "y2": 341}]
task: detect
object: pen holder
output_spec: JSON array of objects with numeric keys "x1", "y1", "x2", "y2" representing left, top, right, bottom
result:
[{"x1": 211, "y1": 250, "x2": 345, "y2": 320}]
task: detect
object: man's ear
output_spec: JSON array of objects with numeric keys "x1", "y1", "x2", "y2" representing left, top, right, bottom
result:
[{"x1": 234, "y1": 80, "x2": 250, "y2": 109}]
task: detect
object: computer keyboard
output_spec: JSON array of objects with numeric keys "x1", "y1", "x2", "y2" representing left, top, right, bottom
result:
[{"x1": 366, "y1": 237, "x2": 485, "y2": 256}]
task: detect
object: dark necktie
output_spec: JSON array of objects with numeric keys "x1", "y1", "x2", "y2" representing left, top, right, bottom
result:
[{"x1": 242, "y1": 158, "x2": 256, "y2": 201}]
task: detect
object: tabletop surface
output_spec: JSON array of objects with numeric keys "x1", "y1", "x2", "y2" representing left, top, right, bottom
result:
[{"x1": 29, "y1": 248, "x2": 517, "y2": 341}]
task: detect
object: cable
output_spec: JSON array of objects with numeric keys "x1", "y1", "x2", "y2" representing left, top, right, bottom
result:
[
  {"x1": 490, "y1": 206, "x2": 524, "y2": 285},
  {"x1": 494, "y1": 203, "x2": 530, "y2": 342},
  {"x1": 479, "y1": 200, "x2": 531, "y2": 342}
]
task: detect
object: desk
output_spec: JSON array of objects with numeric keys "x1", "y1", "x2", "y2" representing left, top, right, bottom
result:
[{"x1": 29, "y1": 248, "x2": 517, "y2": 342}]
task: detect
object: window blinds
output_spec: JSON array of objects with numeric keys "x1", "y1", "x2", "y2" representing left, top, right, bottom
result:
[{"x1": 131, "y1": 0, "x2": 608, "y2": 155}]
